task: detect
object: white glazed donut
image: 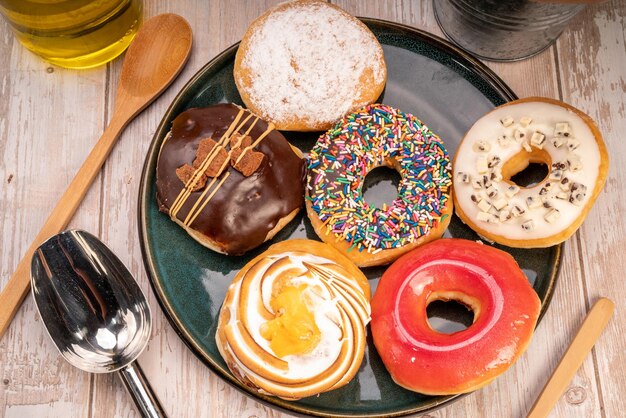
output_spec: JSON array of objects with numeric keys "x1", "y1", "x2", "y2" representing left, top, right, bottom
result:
[
  {"x1": 453, "y1": 97, "x2": 609, "y2": 248},
  {"x1": 216, "y1": 240, "x2": 371, "y2": 400}
]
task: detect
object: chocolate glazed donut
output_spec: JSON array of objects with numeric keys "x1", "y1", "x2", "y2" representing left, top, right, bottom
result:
[{"x1": 156, "y1": 104, "x2": 306, "y2": 255}]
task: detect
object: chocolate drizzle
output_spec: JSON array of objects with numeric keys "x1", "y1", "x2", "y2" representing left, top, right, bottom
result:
[{"x1": 156, "y1": 104, "x2": 306, "y2": 255}]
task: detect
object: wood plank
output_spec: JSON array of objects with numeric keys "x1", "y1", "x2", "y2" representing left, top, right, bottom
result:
[
  {"x1": 0, "y1": 14, "x2": 107, "y2": 418},
  {"x1": 555, "y1": 2, "x2": 626, "y2": 418},
  {"x1": 89, "y1": 2, "x2": 292, "y2": 417}
]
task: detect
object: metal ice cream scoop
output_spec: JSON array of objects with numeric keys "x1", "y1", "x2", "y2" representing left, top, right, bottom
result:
[{"x1": 31, "y1": 229, "x2": 166, "y2": 417}]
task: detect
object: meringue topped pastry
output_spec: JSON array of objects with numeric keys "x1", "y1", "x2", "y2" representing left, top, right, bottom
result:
[{"x1": 216, "y1": 239, "x2": 370, "y2": 399}]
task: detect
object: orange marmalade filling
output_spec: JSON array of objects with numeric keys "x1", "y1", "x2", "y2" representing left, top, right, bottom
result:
[{"x1": 260, "y1": 283, "x2": 321, "y2": 357}]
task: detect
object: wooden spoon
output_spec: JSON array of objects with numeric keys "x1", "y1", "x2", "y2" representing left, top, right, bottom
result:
[
  {"x1": 527, "y1": 297, "x2": 614, "y2": 418},
  {"x1": 0, "y1": 13, "x2": 193, "y2": 338}
]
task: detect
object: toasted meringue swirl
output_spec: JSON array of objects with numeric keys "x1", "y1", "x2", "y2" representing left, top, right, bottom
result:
[{"x1": 217, "y1": 251, "x2": 371, "y2": 399}]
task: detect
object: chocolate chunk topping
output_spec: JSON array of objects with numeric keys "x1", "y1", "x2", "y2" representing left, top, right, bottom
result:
[
  {"x1": 551, "y1": 137, "x2": 565, "y2": 148},
  {"x1": 203, "y1": 146, "x2": 227, "y2": 177},
  {"x1": 230, "y1": 133, "x2": 252, "y2": 149},
  {"x1": 499, "y1": 209, "x2": 512, "y2": 222},
  {"x1": 544, "y1": 208, "x2": 560, "y2": 223},
  {"x1": 493, "y1": 197, "x2": 508, "y2": 210},
  {"x1": 188, "y1": 136, "x2": 230, "y2": 179},
  {"x1": 176, "y1": 164, "x2": 207, "y2": 192},
  {"x1": 477, "y1": 199, "x2": 491, "y2": 213},
  {"x1": 526, "y1": 196, "x2": 541, "y2": 209},
  {"x1": 506, "y1": 185, "x2": 520, "y2": 197},
  {"x1": 193, "y1": 137, "x2": 218, "y2": 168},
  {"x1": 555, "y1": 122, "x2": 570, "y2": 137},
  {"x1": 477, "y1": 211, "x2": 497, "y2": 223},
  {"x1": 549, "y1": 170, "x2": 563, "y2": 181},
  {"x1": 521, "y1": 219, "x2": 535, "y2": 231},
  {"x1": 500, "y1": 116, "x2": 514, "y2": 127},
  {"x1": 476, "y1": 157, "x2": 488, "y2": 173},
  {"x1": 571, "y1": 182, "x2": 587, "y2": 193},
  {"x1": 530, "y1": 131, "x2": 546, "y2": 148},
  {"x1": 231, "y1": 148, "x2": 266, "y2": 177},
  {"x1": 569, "y1": 193, "x2": 585, "y2": 206},
  {"x1": 473, "y1": 140, "x2": 491, "y2": 153},
  {"x1": 567, "y1": 137, "x2": 580, "y2": 151},
  {"x1": 512, "y1": 205, "x2": 525, "y2": 217},
  {"x1": 567, "y1": 155, "x2": 583, "y2": 172},
  {"x1": 488, "y1": 155, "x2": 501, "y2": 168},
  {"x1": 186, "y1": 130, "x2": 266, "y2": 183}
]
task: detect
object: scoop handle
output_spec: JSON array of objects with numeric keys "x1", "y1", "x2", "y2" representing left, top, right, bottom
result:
[{"x1": 118, "y1": 361, "x2": 168, "y2": 418}]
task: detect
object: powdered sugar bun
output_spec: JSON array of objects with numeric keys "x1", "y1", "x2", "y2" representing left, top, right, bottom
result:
[{"x1": 234, "y1": 0, "x2": 387, "y2": 131}]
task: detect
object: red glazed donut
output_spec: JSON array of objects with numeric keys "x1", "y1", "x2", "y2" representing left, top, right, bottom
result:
[{"x1": 371, "y1": 238, "x2": 540, "y2": 395}]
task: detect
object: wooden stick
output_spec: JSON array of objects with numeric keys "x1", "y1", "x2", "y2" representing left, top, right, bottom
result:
[{"x1": 527, "y1": 297, "x2": 614, "y2": 418}]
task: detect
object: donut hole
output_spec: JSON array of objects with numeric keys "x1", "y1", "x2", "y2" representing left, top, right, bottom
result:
[
  {"x1": 362, "y1": 164, "x2": 402, "y2": 209},
  {"x1": 426, "y1": 297, "x2": 476, "y2": 334},
  {"x1": 503, "y1": 148, "x2": 552, "y2": 188},
  {"x1": 509, "y1": 163, "x2": 549, "y2": 187}
]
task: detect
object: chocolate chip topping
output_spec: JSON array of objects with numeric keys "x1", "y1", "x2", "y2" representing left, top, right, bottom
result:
[{"x1": 156, "y1": 104, "x2": 306, "y2": 255}]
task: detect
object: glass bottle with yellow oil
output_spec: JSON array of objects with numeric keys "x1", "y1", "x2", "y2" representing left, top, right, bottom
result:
[{"x1": 0, "y1": 0, "x2": 142, "y2": 69}]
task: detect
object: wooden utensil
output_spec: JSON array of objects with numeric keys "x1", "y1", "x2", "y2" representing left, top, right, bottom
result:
[
  {"x1": 527, "y1": 297, "x2": 614, "y2": 418},
  {"x1": 0, "y1": 13, "x2": 193, "y2": 339}
]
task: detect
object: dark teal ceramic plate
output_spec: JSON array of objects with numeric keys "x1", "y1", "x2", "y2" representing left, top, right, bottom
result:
[{"x1": 139, "y1": 19, "x2": 561, "y2": 418}]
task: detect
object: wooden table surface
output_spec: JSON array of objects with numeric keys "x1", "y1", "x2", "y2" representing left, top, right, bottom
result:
[{"x1": 1, "y1": 1, "x2": 624, "y2": 417}]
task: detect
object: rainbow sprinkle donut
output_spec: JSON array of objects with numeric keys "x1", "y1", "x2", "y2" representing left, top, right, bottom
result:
[{"x1": 306, "y1": 104, "x2": 453, "y2": 267}]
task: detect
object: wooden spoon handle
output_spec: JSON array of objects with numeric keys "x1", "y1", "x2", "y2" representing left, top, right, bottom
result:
[
  {"x1": 527, "y1": 297, "x2": 614, "y2": 418},
  {"x1": 0, "y1": 113, "x2": 127, "y2": 338}
]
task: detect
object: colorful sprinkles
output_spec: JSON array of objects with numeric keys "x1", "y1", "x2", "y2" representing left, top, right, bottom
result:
[{"x1": 307, "y1": 104, "x2": 452, "y2": 254}]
